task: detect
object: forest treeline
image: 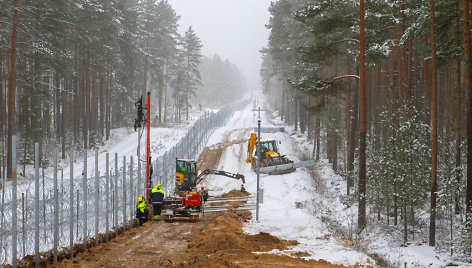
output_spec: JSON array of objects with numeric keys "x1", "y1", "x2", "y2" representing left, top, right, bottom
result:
[
  {"x1": 0, "y1": 1, "x2": 207, "y2": 176},
  {"x1": 262, "y1": 0, "x2": 472, "y2": 259}
]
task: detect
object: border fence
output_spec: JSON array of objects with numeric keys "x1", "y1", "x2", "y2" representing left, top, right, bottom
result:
[{"x1": 0, "y1": 100, "x2": 247, "y2": 267}]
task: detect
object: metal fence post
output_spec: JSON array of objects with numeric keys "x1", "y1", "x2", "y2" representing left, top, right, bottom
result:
[
  {"x1": 61, "y1": 169, "x2": 64, "y2": 236},
  {"x1": 95, "y1": 148, "x2": 99, "y2": 247},
  {"x1": 21, "y1": 192, "x2": 25, "y2": 258},
  {"x1": 138, "y1": 139, "x2": 142, "y2": 198},
  {"x1": 34, "y1": 142, "x2": 40, "y2": 268},
  {"x1": 114, "y1": 153, "x2": 118, "y2": 235},
  {"x1": 122, "y1": 156, "x2": 126, "y2": 231},
  {"x1": 69, "y1": 150, "x2": 74, "y2": 258},
  {"x1": 83, "y1": 149, "x2": 87, "y2": 250},
  {"x1": 42, "y1": 168, "x2": 45, "y2": 244},
  {"x1": 105, "y1": 152, "x2": 109, "y2": 242},
  {"x1": 53, "y1": 148, "x2": 58, "y2": 263},
  {"x1": 0, "y1": 148, "x2": 5, "y2": 261},
  {"x1": 11, "y1": 136, "x2": 17, "y2": 267},
  {"x1": 129, "y1": 156, "x2": 134, "y2": 222},
  {"x1": 256, "y1": 120, "x2": 261, "y2": 222}
]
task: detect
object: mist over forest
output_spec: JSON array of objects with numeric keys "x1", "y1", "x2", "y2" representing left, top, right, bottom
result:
[{"x1": 192, "y1": 55, "x2": 246, "y2": 108}]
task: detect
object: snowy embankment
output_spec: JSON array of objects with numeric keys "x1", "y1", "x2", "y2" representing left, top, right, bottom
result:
[
  {"x1": 201, "y1": 93, "x2": 472, "y2": 268},
  {"x1": 265, "y1": 116, "x2": 472, "y2": 267},
  {"x1": 201, "y1": 95, "x2": 374, "y2": 267}
]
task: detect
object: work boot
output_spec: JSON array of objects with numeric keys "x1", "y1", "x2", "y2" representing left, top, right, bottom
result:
[{"x1": 153, "y1": 215, "x2": 161, "y2": 221}]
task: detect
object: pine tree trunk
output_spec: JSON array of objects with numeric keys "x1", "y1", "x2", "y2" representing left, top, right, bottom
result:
[
  {"x1": 388, "y1": 47, "x2": 399, "y2": 226},
  {"x1": 164, "y1": 64, "x2": 168, "y2": 124},
  {"x1": 346, "y1": 91, "x2": 351, "y2": 191},
  {"x1": 455, "y1": 1, "x2": 462, "y2": 214},
  {"x1": 333, "y1": 132, "x2": 338, "y2": 173},
  {"x1": 62, "y1": 73, "x2": 66, "y2": 159},
  {"x1": 424, "y1": 40, "x2": 431, "y2": 125},
  {"x1": 73, "y1": 42, "x2": 78, "y2": 143},
  {"x1": 316, "y1": 117, "x2": 321, "y2": 161},
  {"x1": 55, "y1": 70, "x2": 61, "y2": 138},
  {"x1": 348, "y1": 81, "x2": 359, "y2": 196},
  {"x1": 0, "y1": 49, "x2": 4, "y2": 145},
  {"x1": 281, "y1": 85, "x2": 285, "y2": 121},
  {"x1": 84, "y1": 42, "x2": 90, "y2": 149},
  {"x1": 358, "y1": 0, "x2": 367, "y2": 232},
  {"x1": 462, "y1": 0, "x2": 472, "y2": 218},
  {"x1": 106, "y1": 63, "x2": 111, "y2": 140},
  {"x1": 99, "y1": 76, "x2": 104, "y2": 137},
  {"x1": 300, "y1": 101, "x2": 306, "y2": 133},
  {"x1": 429, "y1": 0, "x2": 438, "y2": 247},
  {"x1": 7, "y1": 0, "x2": 19, "y2": 179}
]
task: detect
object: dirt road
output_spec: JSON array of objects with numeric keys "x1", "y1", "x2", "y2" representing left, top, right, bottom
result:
[{"x1": 53, "y1": 202, "x2": 349, "y2": 267}]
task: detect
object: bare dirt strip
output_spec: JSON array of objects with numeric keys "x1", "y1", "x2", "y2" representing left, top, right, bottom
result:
[{"x1": 14, "y1": 128, "x2": 370, "y2": 268}]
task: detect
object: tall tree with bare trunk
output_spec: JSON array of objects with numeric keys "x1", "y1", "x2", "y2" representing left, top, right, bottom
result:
[
  {"x1": 429, "y1": 0, "x2": 438, "y2": 247},
  {"x1": 463, "y1": 0, "x2": 472, "y2": 218},
  {"x1": 358, "y1": 0, "x2": 367, "y2": 232},
  {"x1": 7, "y1": 0, "x2": 19, "y2": 179}
]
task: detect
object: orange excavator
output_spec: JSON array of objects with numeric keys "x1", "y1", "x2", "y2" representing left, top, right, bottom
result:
[
  {"x1": 246, "y1": 133, "x2": 295, "y2": 174},
  {"x1": 162, "y1": 158, "x2": 245, "y2": 222}
]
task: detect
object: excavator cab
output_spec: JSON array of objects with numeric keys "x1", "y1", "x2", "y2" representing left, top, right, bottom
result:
[
  {"x1": 260, "y1": 140, "x2": 279, "y2": 154},
  {"x1": 175, "y1": 159, "x2": 198, "y2": 191}
]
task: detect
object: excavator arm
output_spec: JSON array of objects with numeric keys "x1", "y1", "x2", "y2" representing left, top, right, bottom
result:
[
  {"x1": 246, "y1": 133, "x2": 257, "y2": 164},
  {"x1": 195, "y1": 169, "x2": 245, "y2": 186}
]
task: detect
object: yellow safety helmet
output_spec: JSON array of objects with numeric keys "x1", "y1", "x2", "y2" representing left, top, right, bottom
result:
[
  {"x1": 157, "y1": 183, "x2": 161, "y2": 188},
  {"x1": 138, "y1": 195, "x2": 143, "y2": 202}
]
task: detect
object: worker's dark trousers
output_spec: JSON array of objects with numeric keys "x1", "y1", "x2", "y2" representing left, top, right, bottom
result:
[{"x1": 153, "y1": 202, "x2": 163, "y2": 216}]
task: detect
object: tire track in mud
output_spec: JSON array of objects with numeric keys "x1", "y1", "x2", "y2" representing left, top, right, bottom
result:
[{"x1": 197, "y1": 127, "x2": 252, "y2": 172}]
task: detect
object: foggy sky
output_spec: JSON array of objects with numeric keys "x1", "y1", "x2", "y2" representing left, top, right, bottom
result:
[{"x1": 168, "y1": 0, "x2": 273, "y2": 91}]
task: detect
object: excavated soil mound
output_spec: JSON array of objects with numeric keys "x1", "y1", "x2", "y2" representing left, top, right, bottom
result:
[
  {"x1": 189, "y1": 212, "x2": 296, "y2": 254},
  {"x1": 222, "y1": 189, "x2": 250, "y2": 198}
]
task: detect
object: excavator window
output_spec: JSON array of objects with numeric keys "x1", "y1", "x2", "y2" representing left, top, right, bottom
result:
[
  {"x1": 261, "y1": 141, "x2": 277, "y2": 153},
  {"x1": 176, "y1": 160, "x2": 188, "y2": 173},
  {"x1": 190, "y1": 162, "x2": 196, "y2": 176}
]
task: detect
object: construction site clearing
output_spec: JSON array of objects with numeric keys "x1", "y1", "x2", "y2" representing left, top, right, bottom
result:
[
  {"x1": 10, "y1": 127, "x2": 373, "y2": 267},
  {"x1": 17, "y1": 189, "x2": 368, "y2": 268}
]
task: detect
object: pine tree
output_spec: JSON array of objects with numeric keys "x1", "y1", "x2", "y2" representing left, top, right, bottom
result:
[{"x1": 181, "y1": 26, "x2": 202, "y2": 120}]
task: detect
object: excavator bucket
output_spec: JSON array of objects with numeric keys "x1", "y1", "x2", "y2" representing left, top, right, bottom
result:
[{"x1": 259, "y1": 159, "x2": 315, "y2": 174}]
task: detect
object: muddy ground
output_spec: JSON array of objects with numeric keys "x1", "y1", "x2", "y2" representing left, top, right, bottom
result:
[
  {"x1": 16, "y1": 130, "x2": 368, "y2": 267},
  {"x1": 51, "y1": 190, "x2": 353, "y2": 267}
]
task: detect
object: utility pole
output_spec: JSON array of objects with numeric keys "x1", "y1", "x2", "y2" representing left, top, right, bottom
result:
[
  {"x1": 256, "y1": 119, "x2": 261, "y2": 222},
  {"x1": 146, "y1": 91, "x2": 151, "y2": 201}
]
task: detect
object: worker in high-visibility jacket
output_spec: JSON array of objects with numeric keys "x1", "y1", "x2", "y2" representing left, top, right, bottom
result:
[
  {"x1": 150, "y1": 184, "x2": 165, "y2": 221},
  {"x1": 136, "y1": 195, "x2": 148, "y2": 226}
]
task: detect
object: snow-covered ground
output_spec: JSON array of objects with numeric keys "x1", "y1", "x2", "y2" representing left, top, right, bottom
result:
[
  {"x1": 202, "y1": 95, "x2": 374, "y2": 267},
  {"x1": 202, "y1": 93, "x2": 472, "y2": 268}
]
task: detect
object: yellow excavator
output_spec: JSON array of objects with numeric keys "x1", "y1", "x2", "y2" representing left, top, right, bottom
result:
[
  {"x1": 174, "y1": 158, "x2": 245, "y2": 192},
  {"x1": 162, "y1": 158, "x2": 246, "y2": 222},
  {"x1": 246, "y1": 133, "x2": 295, "y2": 174}
]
